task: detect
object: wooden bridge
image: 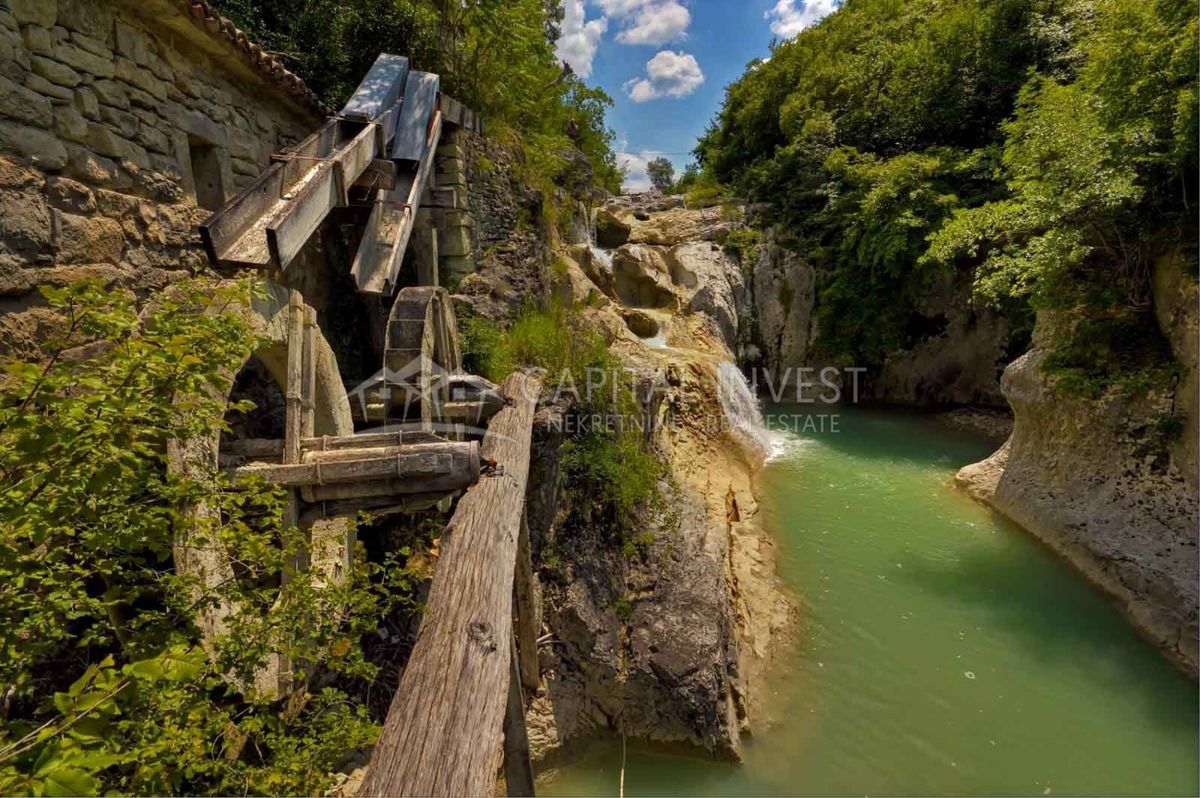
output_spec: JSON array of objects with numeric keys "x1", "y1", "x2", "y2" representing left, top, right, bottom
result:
[{"x1": 195, "y1": 55, "x2": 544, "y2": 796}]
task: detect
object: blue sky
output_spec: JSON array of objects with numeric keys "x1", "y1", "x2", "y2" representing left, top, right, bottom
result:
[{"x1": 555, "y1": 0, "x2": 840, "y2": 190}]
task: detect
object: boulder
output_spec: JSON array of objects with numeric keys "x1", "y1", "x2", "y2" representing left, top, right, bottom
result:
[{"x1": 593, "y1": 207, "x2": 630, "y2": 248}]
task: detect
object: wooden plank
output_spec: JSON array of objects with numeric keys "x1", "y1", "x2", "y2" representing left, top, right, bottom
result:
[
  {"x1": 354, "y1": 112, "x2": 443, "y2": 295},
  {"x1": 301, "y1": 307, "x2": 317, "y2": 439},
  {"x1": 267, "y1": 121, "x2": 378, "y2": 268},
  {"x1": 513, "y1": 511, "x2": 540, "y2": 692},
  {"x1": 221, "y1": 430, "x2": 447, "y2": 460},
  {"x1": 503, "y1": 637, "x2": 536, "y2": 798},
  {"x1": 340, "y1": 53, "x2": 409, "y2": 121},
  {"x1": 299, "y1": 493, "x2": 446, "y2": 525},
  {"x1": 358, "y1": 372, "x2": 543, "y2": 798},
  {"x1": 391, "y1": 71, "x2": 439, "y2": 162}
]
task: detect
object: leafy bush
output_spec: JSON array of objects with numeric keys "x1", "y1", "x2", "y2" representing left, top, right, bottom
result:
[
  {"x1": 0, "y1": 281, "x2": 410, "y2": 795},
  {"x1": 463, "y1": 304, "x2": 666, "y2": 541}
]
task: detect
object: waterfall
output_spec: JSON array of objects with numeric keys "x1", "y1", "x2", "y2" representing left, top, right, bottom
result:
[
  {"x1": 585, "y1": 207, "x2": 614, "y2": 270},
  {"x1": 716, "y1": 362, "x2": 774, "y2": 462}
]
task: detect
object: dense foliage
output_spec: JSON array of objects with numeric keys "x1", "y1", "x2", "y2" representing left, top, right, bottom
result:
[
  {"x1": 698, "y1": 0, "x2": 1197, "y2": 380},
  {"x1": 211, "y1": 0, "x2": 622, "y2": 193},
  {"x1": 0, "y1": 282, "x2": 417, "y2": 795}
]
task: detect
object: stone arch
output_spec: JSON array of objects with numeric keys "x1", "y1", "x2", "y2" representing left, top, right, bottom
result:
[{"x1": 167, "y1": 279, "x2": 354, "y2": 696}]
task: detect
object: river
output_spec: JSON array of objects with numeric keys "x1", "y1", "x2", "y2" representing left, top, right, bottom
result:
[{"x1": 540, "y1": 406, "x2": 1199, "y2": 796}]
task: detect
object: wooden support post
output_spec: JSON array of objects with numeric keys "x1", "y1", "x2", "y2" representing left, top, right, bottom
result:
[
  {"x1": 514, "y1": 510, "x2": 540, "y2": 692},
  {"x1": 358, "y1": 372, "x2": 543, "y2": 798},
  {"x1": 302, "y1": 307, "x2": 317, "y2": 439},
  {"x1": 414, "y1": 223, "x2": 439, "y2": 287},
  {"x1": 284, "y1": 289, "x2": 305, "y2": 465},
  {"x1": 503, "y1": 636, "x2": 536, "y2": 798}
]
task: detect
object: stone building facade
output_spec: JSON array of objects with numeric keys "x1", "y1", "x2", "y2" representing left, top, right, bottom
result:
[{"x1": 0, "y1": 0, "x2": 325, "y2": 354}]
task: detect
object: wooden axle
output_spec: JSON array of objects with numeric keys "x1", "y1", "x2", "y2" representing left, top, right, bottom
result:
[{"x1": 227, "y1": 440, "x2": 479, "y2": 491}]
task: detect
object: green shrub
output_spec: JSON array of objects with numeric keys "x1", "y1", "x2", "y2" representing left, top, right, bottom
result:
[
  {"x1": 462, "y1": 304, "x2": 667, "y2": 543},
  {"x1": 0, "y1": 280, "x2": 413, "y2": 795}
]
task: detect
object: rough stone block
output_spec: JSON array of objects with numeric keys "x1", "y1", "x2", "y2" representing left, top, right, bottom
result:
[
  {"x1": 437, "y1": 158, "x2": 466, "y2": 187},
  {"x1": 440, "y1": 255, "x2": 474, "y2": 284},
  {"x1": 31, "y1": 54, "x2": 80, "y2": 87},
  {"x1": 145, "y1": 52, "x2": 171, "y2": 82},
  {"x1": 0, "y1": 75, "x2": 53, "y2": 127},
  {"x1": 439, "y1": 225, "x2": 472, "y2": 258},
  {"x1": 91, "y1": 79, "x2": 127, "y2": 109},
  {"x1": 52, "y1": 41, "x2": 114, "y2": 78},
  {"x1": 114, "y1": 57, "x2": 164, "y2": 100},
  {"x1": 86, "y1": 122, "x2": 130, "y2": 159},
  {"x1": 94, "y1": 187, "x2": 138, "y2": 217},
  {"x1": 99, "y1": 104, "x2": 137, "y2": 137},
  {"x1": 0, "y1": 184, "x2": 51, "y2": 258},
  {"x1": 9, "y1": 0, "x2": 56, "y2": 28},
  {"x1": 70, "y1": 31, "x2": 110, "y2": 59},
  {"x1": 53, "y1": 104, "x2": 88, "y2": 144},
  {"x1": 22, "y1": 24, "x2": 52, "y2": 55},
  {"x1": 0, "y1": 11, "x2": 18, "y2": 32},
  {"x1": 113, "y1": 20, "x2": 146, "y2": 63},
  {"x1": 73, "y1": 85, "x2": 97, "y2": 118},
  {"x1": 126, "y1": 85, "x2": 156, "y2": 110},
  {"x1": 56, "y1": 0, "x2": 111, "y2": 41},
  {"x1": 63, "y1": 147, "x2": 127, "y2": 192},
  {"x1": 46, "y1": 175, "x2": 93, "y2": 212},
  {"x1": 0, "y1": 157, "x2": 44, "y2": 189},
  {"x1": 136, "y1": 123, "x2": 170, "y2": 156},
  {"x1": 26, "y1": 73, "x2": 74, "y2": 101},
  {"x1": 53, "y1": 209, "x2": 124, "y2": 264}
]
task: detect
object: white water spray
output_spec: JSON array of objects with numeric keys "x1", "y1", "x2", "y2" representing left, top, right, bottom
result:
[{"x1": 716, "y1": 362, "x2": 774, "y2": 462}]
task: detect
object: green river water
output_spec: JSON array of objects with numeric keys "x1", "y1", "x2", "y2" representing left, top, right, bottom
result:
[{"x1": 541, "y1": 407, "x2": 1199, "y2": 796}]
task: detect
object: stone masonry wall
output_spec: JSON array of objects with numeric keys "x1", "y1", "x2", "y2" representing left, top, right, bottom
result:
[{"x1": 0, "y1": 0, "x2": 321, "y2": 355}]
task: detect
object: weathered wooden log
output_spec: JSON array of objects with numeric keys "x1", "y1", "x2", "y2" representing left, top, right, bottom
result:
[
  {"x1": 284, "y1": 289, "x2": 305, "y2": 465},
  {"x1": 358, "y1": 371, "x2": 543, "y2": 798},
  {"x1": 228, "y1": 441, "x2": 479, "y2": 490},
  {"x1": 503, "y1": 637, "x2": 536, "y2": 797},
  {"x1": 513, "y1": 511, "x2": 540, "y2": 692},
  {"x1": 221, "y1": 429, "x2": 448, "y2": 460}
]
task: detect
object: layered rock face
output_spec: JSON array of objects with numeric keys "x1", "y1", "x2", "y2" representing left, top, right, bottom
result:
[
  {"x1": 958, "y1": 257, "x2": 1199, "y2": 674},
  {"x1": 526, "y1": 195, "x2": 791, "y2": 764}
]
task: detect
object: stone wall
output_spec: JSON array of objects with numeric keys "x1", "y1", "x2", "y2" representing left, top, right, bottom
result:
[{"x1": 0, "y1": 0, "x2": 322, "y2": 354}]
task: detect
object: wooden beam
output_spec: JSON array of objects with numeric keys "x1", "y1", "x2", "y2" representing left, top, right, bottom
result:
[
  {"x1": 340, "y1": 53, "x2": 409, "y2": 121},
  {"x1": 221, "y1": 430, "x2": 447, "y2": 459},
  {"x1": 503, "y1": 637, "x2": 536, "y2": 798},
  {"x1": 354, "y1": 159, "x2": 398, "y2": 192},
  {"x1": 392, "y1": 71, "x2": 439, "y2": 162},
  {"x1": 266, "y1": 121, "x2": 377, "y2": 269},
  {"x1": 513, "y1": 511, "x2": 540, "y2": 692},
  {"x1": 352, "y1": 111, "x2": 443, "y2": 295},
  {"x1": 299, "y1": 492, "x2": 448, "y2": 525},
  {"x1": 358, "y1": 372, "x2": 543, "y2": 798},
  {"x1": 228, "y1": 440, "x2": 479, "y2": 490}
]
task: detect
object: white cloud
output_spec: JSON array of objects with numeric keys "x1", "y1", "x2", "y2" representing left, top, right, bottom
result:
[
  {"x1": 764, "y1": 0, "x2": 839, "y2": 38},
  {"x1": 594, "y1": 0, "x2": 690, "y2": 46},
  {"x1": 617, "y1": 1, "x2": 690, "y2": 45},
  {"x1": 622, "y1": 50, "x2": 704, "y2": 102},
  {"x1": 615, "y1": 149, "x2": 665, "y2": 192},
  {"x1": 555, "y1": 0, "x2": 607, "y2": 77}
]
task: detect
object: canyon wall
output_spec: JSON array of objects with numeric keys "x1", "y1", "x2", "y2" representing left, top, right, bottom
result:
[{"x1": 957, "y1": 255, "x2": 1199, "y2": 674}]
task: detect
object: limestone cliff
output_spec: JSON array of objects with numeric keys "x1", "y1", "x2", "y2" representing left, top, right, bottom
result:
[
  {"x1": 524, "y1": 194, "x2": 792, "y2": 765},
  {"x1": 957, "y1": 256, "x2": 1199, "y2": 675},
  {"x1": 746, "y1": 227, "x2": 1015, "y2": 407}
]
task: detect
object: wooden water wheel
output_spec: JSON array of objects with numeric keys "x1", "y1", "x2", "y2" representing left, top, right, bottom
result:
[{"x1": 384, "y1": 286, "x2": 462, "y2": 427}]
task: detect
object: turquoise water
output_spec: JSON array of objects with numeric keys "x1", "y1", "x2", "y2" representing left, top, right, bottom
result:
[{"x1": 541, "y1": 407, "x2": 1199, "y2": 796}]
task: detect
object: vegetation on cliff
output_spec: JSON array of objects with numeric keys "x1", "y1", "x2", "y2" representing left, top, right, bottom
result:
[
  {"x1": 699, "y1": 0, "x2": 1197, "y2": 387},
  {"x1": 211, "y1": 0, "x2": 623, "y2": 194}
]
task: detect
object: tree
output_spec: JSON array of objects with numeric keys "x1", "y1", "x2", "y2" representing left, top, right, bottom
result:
[{"x1": 646, "y1": 157, "x2": 675, "y2": 193}]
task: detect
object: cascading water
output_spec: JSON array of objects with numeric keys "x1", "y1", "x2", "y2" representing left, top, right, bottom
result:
[{"x1": 716, "y1": 361, "x2": 775, "y2": 462}]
